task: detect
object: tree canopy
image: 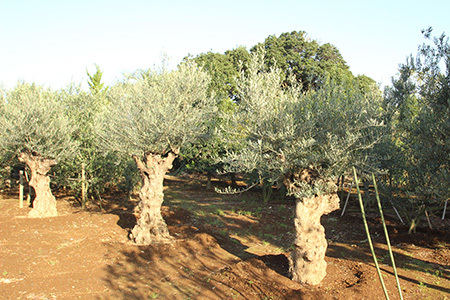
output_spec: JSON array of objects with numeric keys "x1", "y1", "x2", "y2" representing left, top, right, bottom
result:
[
  {"x1": 251, "y1": 31, "x2": 352, "y2": 90},
  {"x1": 186, "y1": 46, "x2": 250, "y2": 101},
  {"x1": 0, "y1": 83, "x2": 78, "y2": 161},
  {"x1": 218, "y1": 50, "x2": 384, "y2": 198},
  {"x1": 99, "y1": 62, "x2": 216, "y2": 157}
]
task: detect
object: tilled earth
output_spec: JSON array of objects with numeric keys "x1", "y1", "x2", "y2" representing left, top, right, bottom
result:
[{"x1": 0, "y1": 175, "x2": 449, "y2": 299}]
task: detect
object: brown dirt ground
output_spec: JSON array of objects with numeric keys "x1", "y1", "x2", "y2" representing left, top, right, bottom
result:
[{"x1": 0, "y1": 174, "x2": 449, "y2": 299}]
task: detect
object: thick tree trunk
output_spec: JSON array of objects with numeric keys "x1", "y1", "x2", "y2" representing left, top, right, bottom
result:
[
  {"x1": 18, "y1": 152, "x2": 57, "y2": 218},
  {"x1": 289, "y1": 192, "x2": 340, "y2": 285},
  {"x1": 130, "y1": 151, "x2": 178, "y2": 245}
]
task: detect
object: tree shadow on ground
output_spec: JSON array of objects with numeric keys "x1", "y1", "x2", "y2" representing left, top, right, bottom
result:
[
  {"x1": 93, "y1": 174, "x2": 450, "y2": 298},
  {"x1": 100, "y1": 232, "x2": 310, "y2": 299}
]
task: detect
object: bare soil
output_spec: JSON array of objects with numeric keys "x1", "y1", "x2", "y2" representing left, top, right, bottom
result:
[{"x1": 1, "y1": 174, "x2": 449, "y2": 299}]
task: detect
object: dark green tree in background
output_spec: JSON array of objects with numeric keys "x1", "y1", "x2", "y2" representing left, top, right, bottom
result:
[
  {"x1": 187, "y1": 46, "x2": 250, "y2": 101},
  {"x1": 181, "y1": 47, "x2": 249, "y2": 183},
  {"x1": 251, "y1": 31, "x2": 353, "y2": 90}
]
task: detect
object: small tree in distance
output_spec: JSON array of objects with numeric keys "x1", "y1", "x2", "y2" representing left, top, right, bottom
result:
[
  {"x1": 87, "y1": 64, "x2": 109, "y2": 98},
  {"x1": 219, "y1": 51, "x2": 384, "y2": 285},
  {"x1": 99, "y1": 62, "x2": 216, "y2": 245},
  {"x1": 61, "y1": 65, "x2": 112, "y2": 209},
  {"x1": 0, "y1": 83, "x2": 78, "y2": 217}
]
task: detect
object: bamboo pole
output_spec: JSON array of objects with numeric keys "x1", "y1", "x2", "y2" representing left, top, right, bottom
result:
[
  {"x1": 19, "y1": 170, "x2": 24, "y2": 208},
  {"x1": 353, "y1": 167, "x2": 390, "y2": 300},
  {"x1": 373, "y1": 173, "x2": 403, "y2": 300}
]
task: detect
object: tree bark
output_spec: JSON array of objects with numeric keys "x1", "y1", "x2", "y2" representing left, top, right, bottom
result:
[
  {"x1": 130, "y1": 151, "x2": 178, "y2": 245},
  {"x1": 289, "y1": 192, "x2": 340, "y2": 285},
  {"x1": 18, "y1": 152, "x2": 57, "y2": 218}
]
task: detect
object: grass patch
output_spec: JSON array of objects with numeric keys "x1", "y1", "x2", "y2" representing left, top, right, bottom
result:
[
  {"x1": 237, "y1": 210, "x2": 253, "y2": 216},
  {"x1": 215, "y1": 208, "x2": 225, "y2": 216}
]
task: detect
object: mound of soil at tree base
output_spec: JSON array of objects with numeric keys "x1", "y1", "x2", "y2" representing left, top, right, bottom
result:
[{"x1": 0, "y1": 184, "x2": 449, "y2": 299}]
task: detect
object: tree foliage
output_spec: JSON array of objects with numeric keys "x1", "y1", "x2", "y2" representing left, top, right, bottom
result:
[
  {"x1": 57, "y1": 71, "x2": 127, "y2": 207},
  {"x1": 180, "y1": 96, "x2": 237, "y2": 179},
  {"x1": 187, "y1": 46, "x2": 250, "y2": 101},
  {"x1": 87, "y1": 64, "x2": 109, "y2": 97},
  {"x1": 251, "y1": 31, "x2": 353, "y2": 90},
  {"x1": 219, "y1": 50, "x2": 384, "y2": 198},
  {"x1": 186, "y1": 31, "x2": 379, "y2": 185},
  {"x1": 0, "y1": 83, "x2": 78, "y2": 161},
  {"x1": 99, "y1": 62, "x2": 216, "y2": 157},
  {"x1": 383, "y1": 28, "x2": 450, "y2": 228}
]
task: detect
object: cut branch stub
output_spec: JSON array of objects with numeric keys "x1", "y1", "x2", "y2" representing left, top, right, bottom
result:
[
  {"x1": 130, "y1": 151, "x2": 178, "y2": 245},
  {"x1": 18, "y1": 152, "x2": 58, "y2": 218}
]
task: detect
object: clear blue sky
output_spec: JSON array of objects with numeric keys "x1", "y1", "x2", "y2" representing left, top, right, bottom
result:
[{"x1": 1, "y1": 0, "x2": 449, "y2": 90}]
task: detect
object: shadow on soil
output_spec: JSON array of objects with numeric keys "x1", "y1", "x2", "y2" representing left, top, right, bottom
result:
[
  {"x1": 94, "y1": 174, "x2": 450, "y2": 299},
  {"x1": 99, "y1": 210, "x2": 310, "y2": 300}
]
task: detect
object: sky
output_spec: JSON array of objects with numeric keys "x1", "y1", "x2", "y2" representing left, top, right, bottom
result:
[{"x1": 1, "y1": 0, "x2": 449, "y2": 91}]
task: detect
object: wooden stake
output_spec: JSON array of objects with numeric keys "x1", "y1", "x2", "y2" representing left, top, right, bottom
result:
[
  {"x1": 442, "y1": 200, "x2": 448, "y2": 220},
  {"x1": 81, "y1": 163, "x2": 87, "y2": 209},
  {"x1": 390, "y1": 200, "x2": 404, "y2": 224},
  {"x1": 353, "y1": 168, "x2": 390, "y2": 300},
  {"x1": 340, "y1": 181, "x2": 353, "y2": 217},
  {"x1": 24, "y1": 169, "x2": 31, "y2": 205},
  {"x1": 425, "y1": 210, "x2": 432, "y2": 229},
  {"x1": 19, "y1": 170, "x2": 24, "y2": 208}
]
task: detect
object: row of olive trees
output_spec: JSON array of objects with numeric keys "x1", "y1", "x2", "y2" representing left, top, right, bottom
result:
[
  {"x1": 0, "y1": 62, "x2": 215, "y2": 222},
  {"x1": 0, "y1": 66, "x2": 133, "y2": 216},
  {"x1": 0, "y1": 51, "x2": 384, "y2": 286}
]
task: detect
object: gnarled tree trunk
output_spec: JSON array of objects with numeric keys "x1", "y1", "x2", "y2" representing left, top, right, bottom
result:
[
  {"x1": 283, "y1": 168, "x2": 340, "y2": 285},
  {"x1": 289, "y1": 193, "x2": 340, "y2": 285},
  {"x1": 130, "y1": 151, "x2": 178, "y2": 245},
  {"x1": 18, "y1": 152, "x2": 57, "y2": 218}
]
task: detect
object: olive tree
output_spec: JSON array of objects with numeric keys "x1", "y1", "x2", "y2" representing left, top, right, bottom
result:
[
  {"x1": 0, "y1": 83, "x2": 78, "y2": 217},
  {"x1": 219, "y1": 51, "x2": 384, "y2": 285},
  {"x1": 99, "y1": 62, "x2": 215, "y2": 245},
  {"x1": 383, "y1": 28, "x2": 449, "y2": 231}
]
